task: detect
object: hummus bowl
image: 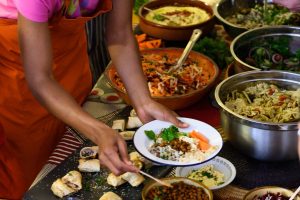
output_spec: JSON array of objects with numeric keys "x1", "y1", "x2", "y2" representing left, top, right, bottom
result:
[{"x1": 138, "y1": 0, "x2": 215, "y2": 41}]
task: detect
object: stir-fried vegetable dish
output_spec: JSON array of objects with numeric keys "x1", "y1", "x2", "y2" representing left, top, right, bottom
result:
[
  {"x1": 113, "y1": 53, "x2": 214, "y2": 97},
  {"x1": 226, "y1": 3, "x2": 300, "y2": 29},
  {"x1": 225, "y1": 82, "x2": 300, "y2": 123},
  {"x1": 242, "y1": 36, "x2": 300, "y2": 72}
]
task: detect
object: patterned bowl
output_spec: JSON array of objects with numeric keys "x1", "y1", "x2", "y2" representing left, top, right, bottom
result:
[{"x1": 175, "y1": 156, "x2": 236, "y2": 190}]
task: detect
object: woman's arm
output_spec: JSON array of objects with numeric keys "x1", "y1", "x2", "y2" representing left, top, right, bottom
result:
[
  {"x1": 105, "y1": 0, "x2": 188, "y2": 127},
  {"x1": 18, "y1": 14, "x2": 137, "y2": 175}
]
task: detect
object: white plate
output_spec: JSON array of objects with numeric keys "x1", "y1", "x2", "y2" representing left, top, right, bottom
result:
[
  {"x1": 175, "y1": 156, "x2": 236, "y2": 190},
  {"x1": 133, "y1": 117, "x2": 223, "y2": 166}
]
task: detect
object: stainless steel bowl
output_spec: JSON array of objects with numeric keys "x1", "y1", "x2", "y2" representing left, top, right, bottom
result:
[
  {"x1": 230, "y1": 26, "x2": 300, "y2": 73},
  {"x1": 214, "y1": 0, "x2": 262, "y2": 38},
  {"x1": 215, "y1": 70, "x2": 300, "y2": 161}
]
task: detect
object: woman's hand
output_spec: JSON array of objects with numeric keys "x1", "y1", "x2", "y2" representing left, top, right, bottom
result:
[
  {"x1": 93, "y1": 123, "x2": 138, "y2": 175},
  {"x1": 135, "y1": 99, "x2": 189, "y2": 128},
  {"x1": 274, "y1": 0, "x2": 300, "y2": 11}
]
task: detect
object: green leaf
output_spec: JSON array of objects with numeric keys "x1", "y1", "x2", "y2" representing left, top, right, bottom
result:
[
  {"x1": 160, "y1": 125, "x2": 179, "y2": 142},
  {"x1": 153, "y1": 14, "x2": 166, "y2": 21},
  {"x1": 133, "y1": 0, "x2": 149, "y2": 15},
  {"x1": 154, "y1": 196, "x2": 161, "y2": 200},
  {"x1": 192, "y1": 37, "x2": 232, "y2": 69},
  {"x1": 201, "y1": 171, "x2": 214, "y2": 178},
  {"x1": 145, "y1": 130, "x2": 156, "y2": 140}
]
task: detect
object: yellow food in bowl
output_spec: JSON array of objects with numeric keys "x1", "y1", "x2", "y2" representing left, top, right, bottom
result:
[
  {"x1": 145, "y1": 6, "x2": 210, "y2": 26},
  {"x1": 187, "y1": 165, "x2": 225, "y2": 188}
]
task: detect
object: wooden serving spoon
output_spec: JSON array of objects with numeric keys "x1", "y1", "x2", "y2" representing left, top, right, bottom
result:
[{"x1": 139, "y1": 170, "x2": 173, "y2": 188}]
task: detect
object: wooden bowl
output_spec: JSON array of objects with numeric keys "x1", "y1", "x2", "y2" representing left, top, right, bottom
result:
[
  {"x1": 104, "y1": 48, "x2": 219, "y2": 110},
  {"x1": 138, "y1": 0, "x2": 215, "y2": 41},
  {"x1": 142, "y1": 177, "x2": 213, "y2": 200}
]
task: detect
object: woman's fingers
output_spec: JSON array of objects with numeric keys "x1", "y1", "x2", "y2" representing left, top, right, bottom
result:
[
  {"x1": 99, "y1": 141, "x2": 138, "y2": 175},
  {"x1": 117, "y1": 137, "x2": 132, "y2": 165},
  {"x1": 165, "y1": 110, "x2": 189, "y2": 128}
]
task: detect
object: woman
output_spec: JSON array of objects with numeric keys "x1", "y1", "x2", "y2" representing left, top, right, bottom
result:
[{"x1": 0, "y1": 0, "x2": 187, "y2": 199}]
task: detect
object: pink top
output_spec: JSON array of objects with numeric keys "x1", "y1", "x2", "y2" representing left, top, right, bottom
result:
[{"x1": 0, "y1": 0, "x2": 99, "y2": 22}]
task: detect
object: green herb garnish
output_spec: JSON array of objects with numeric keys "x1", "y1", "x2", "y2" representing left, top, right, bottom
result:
[
  {"x1": 133, "y1": 0, "x2": 149, "y2": 14},
  {"x1": 160, "y1": 125, "x2": 179, "y2": 142},
  {"x1": 154, "y1": 196, "x2": 161, "y2": 200},
  {"x1": 145, "y1": 130, "x2": 156, "y2": 141},
  {"x1": 193, "y1": 37, "x2": 233, "y2": 69},
  {"x1": 95, "y1": 177, "x2": 105, "y2": 186},
  {"x1": 201, "y1": 171, "x2": 214, "y2": 179},
  {"x1": 153, "y1": 14, "x2": 167, "y2": 21}
]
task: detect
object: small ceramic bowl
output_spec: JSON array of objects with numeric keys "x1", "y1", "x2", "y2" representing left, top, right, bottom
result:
[
  {"x1": 175, "y1": 156, "x2": 236, "y2": 190},
  {"x1": 243, "y1": 186, "x2": 300, "y2": 200},
  {"x1": 142, "y1": 177, "x2": 213, "y2": 200}
]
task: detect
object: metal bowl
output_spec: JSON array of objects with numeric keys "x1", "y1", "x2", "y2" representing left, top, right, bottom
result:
[
  {"x1": 215, "y1": 70, "x2": 300, "y2": 161},
  {"x1": 230, "y1": 26, "x2": 300, "y2": 73},
  {"x1": 214, "y1": 0, "x2": 260, "y2": 38},
  {"x1": 138, "y1": 0, "x2": 215, "y2": 41}
]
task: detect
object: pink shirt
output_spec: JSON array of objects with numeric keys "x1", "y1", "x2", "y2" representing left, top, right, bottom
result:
[
  {"x1": 0, "y1": 0, "x2": 61, "y2": 22},
  {"x1": 0, "y1": 0, "x2": 99, "y2": 22}
]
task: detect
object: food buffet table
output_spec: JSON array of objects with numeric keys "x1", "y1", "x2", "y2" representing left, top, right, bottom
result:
[
  {"x1": 25, "y1": 70, "x2": 300, "y2": 199},
  {"x1": 25, "y1": 2, "x2": 300, "y2": 198}
]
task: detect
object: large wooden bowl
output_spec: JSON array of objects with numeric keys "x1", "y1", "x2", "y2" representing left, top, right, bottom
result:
[
  {"x1": 138, "y1": 0, "x2": 215, "y2": 41},
  {"x1": 104, "y1": 48, "x2": 219, "y2": 110}
]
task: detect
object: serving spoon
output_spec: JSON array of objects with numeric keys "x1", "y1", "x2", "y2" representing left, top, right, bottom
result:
[
  {"x1": 289, "y1": 186, "x2": 300, "y2": 200},
  {"x1": 168, "y1": 29, "x2": 202, "y2": 73},
  {"x1": 139, "y1": 170, "x2": 173, "y2": 188}
]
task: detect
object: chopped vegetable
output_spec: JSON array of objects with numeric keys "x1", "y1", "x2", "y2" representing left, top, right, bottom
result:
[
  {"x1": 192, "y1": 37, "x2": 233, "y2": 69},
  {"x1": 160, "y1": 125, "x2": 180, "y2": 142},
  {"x1": 133, "y1": 0, "x2": 149, "y2": 15},
  {"x1": 145, "y1": 130, "x2": 156, "y2": 141},
  {"x1": 243, "y1": 36, "x2": 300, "y2": 72},
  {"x1": 135, "y1": 34, "x2": 162, "y2": 50},
  {"x1": 189, "y1": 130, "x2": 209, "y2": 143}
]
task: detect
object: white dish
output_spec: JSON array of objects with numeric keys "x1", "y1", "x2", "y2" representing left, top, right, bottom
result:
[
  {"x1": 175, "y1": 156, "x2": 236, "y2": 190},
  {"x1": 133, "y1": 117, "x2": 223, "y2": 166}
]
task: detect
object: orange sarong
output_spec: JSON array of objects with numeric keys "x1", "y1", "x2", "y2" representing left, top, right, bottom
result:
[{"x1": 0, "y1": 0, "x2": 112, "y2": 199}]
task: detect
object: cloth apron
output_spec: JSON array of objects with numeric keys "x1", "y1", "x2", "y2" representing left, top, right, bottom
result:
[{"x1": 0, "y1": 0, "x2": 112, "y2": 199}]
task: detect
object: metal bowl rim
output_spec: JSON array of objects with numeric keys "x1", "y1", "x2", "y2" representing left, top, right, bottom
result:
[
  {"x1": 213, "y1": 2, "x2": 248, "y2": 30},
  {"x1": 215, "y1": 70, "x2": 300, "y2": 127},
  {"x1": 230, "y1": 25, "x2": 300, "y2": 71}
]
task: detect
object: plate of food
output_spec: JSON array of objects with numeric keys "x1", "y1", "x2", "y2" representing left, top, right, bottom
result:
[
  {"x1": 175, "y1": 156, "x2": 236, "y2": 190},
  {"x1": 133, "y1": 117, "x2": 223, "y2": 166}
]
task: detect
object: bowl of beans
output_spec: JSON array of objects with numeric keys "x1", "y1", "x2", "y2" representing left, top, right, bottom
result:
[
  {"x1": 243, "y1": 186, "x2": 300, "y2": 200},
  {"x1": 142, "y1": 177, "x2": 213, "y2": 200}
]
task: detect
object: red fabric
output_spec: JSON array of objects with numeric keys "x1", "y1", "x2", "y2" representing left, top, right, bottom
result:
[{"x1": 177, "y1": 96, "x2": 221, "y2": 127}]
